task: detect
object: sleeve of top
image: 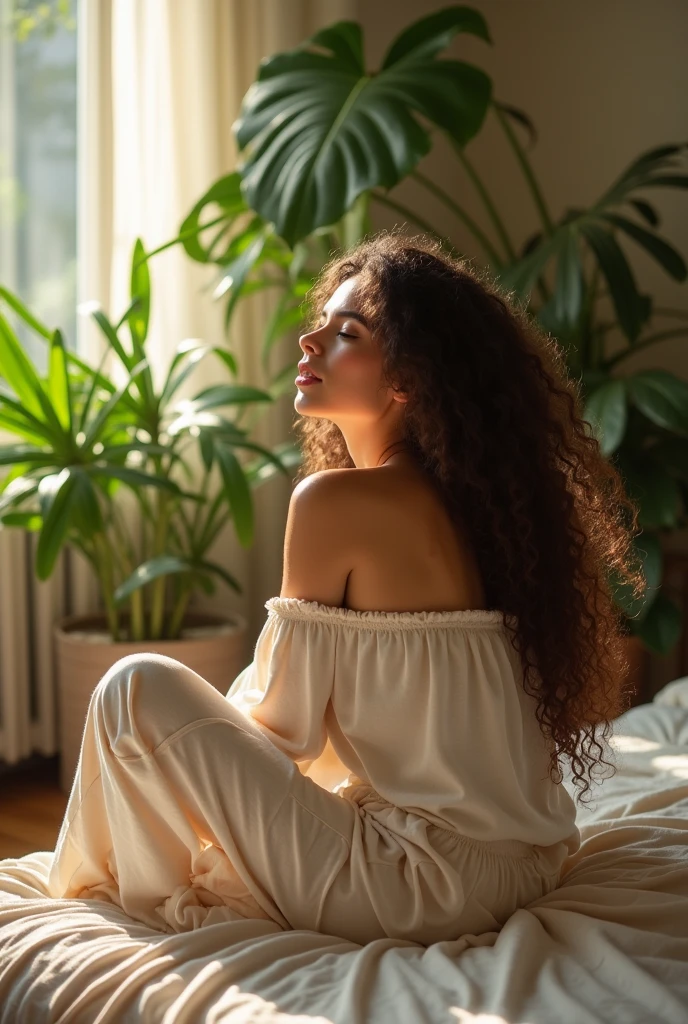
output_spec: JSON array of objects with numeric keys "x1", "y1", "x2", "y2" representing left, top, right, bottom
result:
[{"x1": 224, "y1": 608, "x2": 335, "y2": 763}]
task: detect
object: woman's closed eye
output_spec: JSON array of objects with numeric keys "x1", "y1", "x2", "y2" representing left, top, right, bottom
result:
[{"x1": 338, "y1": 332, "x2": 355, "y2": 339}]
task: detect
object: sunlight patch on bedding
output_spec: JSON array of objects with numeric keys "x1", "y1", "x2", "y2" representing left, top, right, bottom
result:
[
  {"x1": 450, "y1": 1010, "x2": 514, "y2": 1023},
  {"x1": 651, "y1": 754, "x2": 688, "y2": 779},
  {"x1": 610, "y1": 735, "x2": 661, "y2": 752}
]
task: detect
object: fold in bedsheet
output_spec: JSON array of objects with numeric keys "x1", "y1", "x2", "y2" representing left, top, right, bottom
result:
[{"x1": 0, "y1": 678, "x2": 687, "y2": 1024}]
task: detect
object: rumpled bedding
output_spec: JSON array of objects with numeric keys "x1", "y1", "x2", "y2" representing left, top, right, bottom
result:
[{"x1": 1, "y1": 678, "x2": 687, "y2": 1024}]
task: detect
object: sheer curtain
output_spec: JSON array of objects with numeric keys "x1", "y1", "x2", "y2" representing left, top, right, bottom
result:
[{"x1": 75, "y1": 0, "x2": 357, "y2": 645}]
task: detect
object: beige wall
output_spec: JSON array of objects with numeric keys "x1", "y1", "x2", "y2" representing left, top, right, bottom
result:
[
  {"x1": 361, "y1": 0, "x2": 687, "y2": 375},
  {"x1": 358, "y1": 0, "x2": 688, "y2": 693}
]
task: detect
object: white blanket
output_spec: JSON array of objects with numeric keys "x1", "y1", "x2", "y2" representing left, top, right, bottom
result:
[{"x1": 1, "y1": 679, "x2": 687, "y2": 1024}]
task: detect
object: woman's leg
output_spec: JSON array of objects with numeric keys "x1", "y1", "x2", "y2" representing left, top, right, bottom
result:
[{"x1": 48, "y1": 653, "x2": 357, "y2": 935}]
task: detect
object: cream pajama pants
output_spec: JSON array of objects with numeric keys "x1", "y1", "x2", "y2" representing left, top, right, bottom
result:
[{"x1": 47, "y1": 653, "x2": 568, "y2": 946}]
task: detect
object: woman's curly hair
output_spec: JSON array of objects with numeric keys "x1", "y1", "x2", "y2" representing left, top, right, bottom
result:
[{"x1": 292, "y1": 228, "x2": 647, "y2": 807}]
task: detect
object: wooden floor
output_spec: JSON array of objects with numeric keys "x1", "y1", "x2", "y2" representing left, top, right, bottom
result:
[{"x1": 0, "y1": 757, "x2": 68, "y2": 859}]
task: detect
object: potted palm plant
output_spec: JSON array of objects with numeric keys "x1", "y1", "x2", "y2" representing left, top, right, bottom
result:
[
  {"x1": 0, "y1": 238, "x2": 300, "y2": 792},
  {"x1": 149, "y1": 6, "x2": 688, "y2": 701}
]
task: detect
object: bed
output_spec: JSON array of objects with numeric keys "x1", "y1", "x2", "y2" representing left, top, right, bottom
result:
[{"x1": 1, "y1": 678, "x2": 687, "y2": 1024}]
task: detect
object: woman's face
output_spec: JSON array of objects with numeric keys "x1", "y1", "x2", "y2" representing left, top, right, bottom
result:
[{"x1": 295, "y1": 276, "x2": 397, "y2": 421}]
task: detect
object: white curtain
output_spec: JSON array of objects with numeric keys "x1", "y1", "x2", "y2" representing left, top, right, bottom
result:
[{"x1": 75, "y1": 0, "x2": 357, "y2": 645}]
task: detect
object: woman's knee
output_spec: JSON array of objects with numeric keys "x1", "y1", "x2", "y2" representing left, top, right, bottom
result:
[{"x1": 95, "y1": 653, "x2": 193, "y2": 758}]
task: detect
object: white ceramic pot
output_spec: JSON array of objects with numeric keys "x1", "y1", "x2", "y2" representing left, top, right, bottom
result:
[{"x1": 54, "y1": 609, "x2": 248, "y2": 794}]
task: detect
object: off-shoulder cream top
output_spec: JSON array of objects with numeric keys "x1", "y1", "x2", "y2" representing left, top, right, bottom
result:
[{"x1": 225, "y1": 596, "x2": 580, "y2": 849}]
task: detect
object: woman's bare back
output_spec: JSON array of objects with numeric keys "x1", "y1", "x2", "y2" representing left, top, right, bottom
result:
[{"x1": 341, "y1": 465, "x2": 488, "y2": 614}]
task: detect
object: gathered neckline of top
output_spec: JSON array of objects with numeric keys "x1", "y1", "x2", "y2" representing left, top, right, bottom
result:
[{"x1": 264, "y1": 596, "x2": 517, "y2": 632}]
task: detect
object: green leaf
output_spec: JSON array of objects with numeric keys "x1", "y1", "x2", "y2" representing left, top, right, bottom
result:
[
  {"x1": 0, "y1": 476, "x2": 39, "y2": 517},
  {"x1": 491, "y1": 100, "x2": 538, "y2": 148},
  {"x1": 233, "y1": 14, "x2": 492, "y2": 247},
  {"x1": 47, "y1": 329, "x2": 73, "y2": 434},
  {"x1": 553, "y1": 225, "x2": 584, "y2": 325},
  {"x1": 178, "y1": 384, "x2": 273, "y2": 415},
  {"x1": 583, "y1": 379, "x2": 627, "y2": 455},
  {"x1": 99, "y1": 441, "x2": 184, "y2": 466},
  {"x1": 632, "y1": 590, "x2": 684, "y2": 656},
  {"x1": 177, "y1": 173, "x2": 248, "y2": 264},
  {"x1": 220, "y1": 439, "x2": 292, "y2": 478},
  {"x1": 627, "y1": 199, "x2": 659, "y2": 227},
  {"x1": 626, "y1": 369, "x2": 688, "y2": 433},
  {"x1": 214, "y1": 440, "x2": 254, "y2": 547},
  {"x1": 243, "y1": 441, "x2": 302, "y2": 485},
  {"x1": 617, "y1": 457, "x2": 683, "y2": 529},
  {"x1": 70, "y1": 470, "x2": 105, "y2": 538},
  {"x1": 596, "y1": 143, "x2": 688, "y2": 208},
  {"x1": 0, "y1": 311, "x2": 65, "y2": 434},
  {"x1": 166, "y1": 409, "x2": 248, "y2": 438},
  {"x1": 496, "y1": 229, "x2": 561, "y2": 298},
  {"x1": 638, "y1": 175, "x2": 688, "y2": 190},
  {"x1": 114, "y1": 296, "x2": 143, "y2": 333},
  {"x1": 0, "y1": 511, "x2": 42, "y2": 531},
  {"x1": 0, "y1": 285, "x2": 53, "y2": 339},
  {"x1": 646, "y1": 436, "x2": 688, "y2": 481},
  {"x1": 0, "y1": 443, "x2": 52, "y2": 466},
  {"x1": 89, "y1": 307, "x2": 136, "y2": 370},
  {"x1": 84, "y1": 462, "x2": 183, "y2": 496},
  {"x1": 0, "y1": 401, "x2": 55, "y2": 444},
  {"x1": 579, "y1": 222, "x2": 651, "y2": 343},
  {"x1": 381, "y1": 6, "x2": 491, "y2": 67},
  {"x1": 35, "y1": 468, "x2": 102, "y2": 579},
  {"x1": 623, "y1": 143, "x2": 686, "y2": 178},
  {"x1": 192, "y1": 557, "x2": 242, "y2": 593},
  {"x1": 128, "y1": 238, "x2": 151, "y2": 348},
  {"x1": 81, "y1": 356, "x2": 149, "y2": 449},
  {"x1": 160, "y1": 341, "x2": 213, "y2": 407},
  {"x1": 113, "y1": 554, "x2": 194, "y2": 605},
  {"x1": 599, "y1": 212, "x2": 687, "y2": 281},
  {"x1": 199, "y1": 430, "x2": 215, "y2": 472},
  {"x1": 215, "y1": 228, "x2": 270, "y2": 332}
]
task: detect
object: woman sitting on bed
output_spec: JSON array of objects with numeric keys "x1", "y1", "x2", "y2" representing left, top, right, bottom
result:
[{"x1": 47, "y1": 229, "x2": 646, "y2": 946}]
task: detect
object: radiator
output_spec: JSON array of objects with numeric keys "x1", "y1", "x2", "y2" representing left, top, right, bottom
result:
[{"x1": 0, "y1": 531, "x2": 97, "y2": 767}]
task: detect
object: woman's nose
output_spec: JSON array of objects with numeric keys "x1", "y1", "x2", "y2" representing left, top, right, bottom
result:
[{"x1": 299, "y1": 333, "x2": 321, "y2": 351}]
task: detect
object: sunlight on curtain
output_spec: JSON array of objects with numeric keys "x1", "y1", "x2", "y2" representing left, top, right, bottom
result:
[{"x1": 97, "y1": 0, "x2": 357, "y2": 642}]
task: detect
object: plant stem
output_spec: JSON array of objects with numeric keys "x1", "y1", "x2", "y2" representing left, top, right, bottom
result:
[
  {"x1": 149, "y1": 485, "x2": 169, "y2": 639},
  {"x1": 196, "y1": 491, "x2": 225, "y2": 553},
  {"x1": 167, "y1": 582, "x2": 192, "y2": 639},
  {"x1": 604, "y1": 328, "x2": 688, "y2": 370},
  {"x1": 579, "y1": 262, "x2": 601, "y2": 369},
  {"x1": 409, "y1": 169, "x2": 504, "y2": 267},
  {"x1": 491, "y1": 102, "x2": 555, "y2": 237},
  {"x1": 192, "y1": 464, "x2": 211, "y2": 541},
  {"x1": 92, "y1": 531, "x2": 120, "y2": 639},
  {"x1": 143, "y1": 214, "x2": 228, "y2": 262},
  {"x1": 199, "y1": 510, "x2": 228, "y2": 555},
  {"x1": 111, "y1": 502, "x2": 145, "y2": 640},
  {"x1": 448, "y1": 138, "x2": 518, "y2": 263},
  {"x1": 369, "y1": 191, "x2": 465, "y2": 259},
  {"x1": 652, "y1": 307, "x2": 688, "y2": 320}
]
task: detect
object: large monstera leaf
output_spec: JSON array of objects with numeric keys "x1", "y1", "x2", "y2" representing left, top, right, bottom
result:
[{"x1": 232, "y1": 9, "x2": 492, "y2": 248}]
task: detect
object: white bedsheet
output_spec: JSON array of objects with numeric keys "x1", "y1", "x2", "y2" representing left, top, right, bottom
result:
[{"x1": 1, "y1": 678, "x2": 687, "y2": 1024}]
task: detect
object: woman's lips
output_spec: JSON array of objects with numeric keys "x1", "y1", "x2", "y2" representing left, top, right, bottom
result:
[{"x1": 295, "y1": 373, "x2": 322, "y2": 386}]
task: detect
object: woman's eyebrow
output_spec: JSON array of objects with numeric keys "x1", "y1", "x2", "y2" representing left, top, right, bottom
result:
[{"x1": 320, "y1": 308, "x2": 369, "y2": 328}]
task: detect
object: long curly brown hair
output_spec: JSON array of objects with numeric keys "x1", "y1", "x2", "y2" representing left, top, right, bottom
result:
[{"x1": 291, "y1": 228, "x2": 647, "y2": 806}]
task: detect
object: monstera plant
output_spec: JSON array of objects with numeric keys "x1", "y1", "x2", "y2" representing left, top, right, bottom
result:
[{"x1": 143, "y1": 5, "x2": 687, "y2": 657}]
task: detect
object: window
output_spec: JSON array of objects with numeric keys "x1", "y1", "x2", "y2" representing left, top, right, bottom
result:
[{"x1": 0, "y1": 0, "x2": 77, "y2": 372}]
